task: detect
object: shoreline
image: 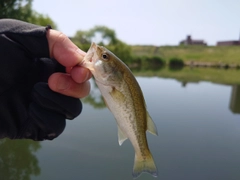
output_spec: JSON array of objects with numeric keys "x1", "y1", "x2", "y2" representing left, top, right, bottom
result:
[{"x1": 184, "y1": 61, "x2": 240, "y2": 69}]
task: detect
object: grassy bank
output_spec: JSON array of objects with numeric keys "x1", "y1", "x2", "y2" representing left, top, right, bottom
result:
[{"x1": 131, "y1": 45, "x2": 240, "y2": 65}]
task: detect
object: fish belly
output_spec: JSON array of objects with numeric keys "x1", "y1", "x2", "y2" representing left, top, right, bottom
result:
[{"x1": 96, "y1": 81, "x2": 141, "y2": 144}]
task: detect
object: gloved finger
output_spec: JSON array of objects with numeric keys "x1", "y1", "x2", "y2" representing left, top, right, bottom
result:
[
  {"x1": 27, "y1": 102, "x2": 66, "y2": 140},
  {"x1": 48, "y1": 73, "x2": 91, "y2": 98},
  {"x1": 29, "y1": 58, "x2": 65, "y2": 83},
  {"x1": 32, "y1": 82, "x2": 82, "y2": 119}
]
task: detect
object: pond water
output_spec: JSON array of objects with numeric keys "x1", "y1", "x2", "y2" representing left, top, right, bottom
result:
[{"x1": 1, "y1": 76, "x2": 240, "y2": 180}]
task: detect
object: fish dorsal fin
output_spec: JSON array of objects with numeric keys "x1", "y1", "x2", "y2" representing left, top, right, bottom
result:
[
  {"x1": 147, "y1": 112, "x2": 158, "y2": 136},
  {"x1": 118, "y1": 126, "x2": 128, "y2": 146}
]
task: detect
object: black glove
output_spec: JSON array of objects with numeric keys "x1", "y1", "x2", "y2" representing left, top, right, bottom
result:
[{"x1": 0, "y1": 19, "x2": 82, "y2": 140}]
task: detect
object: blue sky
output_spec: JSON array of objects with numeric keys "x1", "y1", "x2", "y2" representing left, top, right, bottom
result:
[{"x1": 33, "y1": 0, "x2": 240, "y2": 46}]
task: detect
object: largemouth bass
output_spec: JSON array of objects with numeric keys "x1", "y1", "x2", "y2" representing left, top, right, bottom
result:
[{"x1": 81, "y1": 42, "x2": 158, "y2": 178}]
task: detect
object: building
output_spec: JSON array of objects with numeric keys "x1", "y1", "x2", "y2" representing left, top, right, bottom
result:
[
  {"x1": 217, "y1": 31, "x2": 240, "y2": 46},
  {"x1": 217, "y1": 40, "x2": 240, "y2": 46},
  {"x1": 179, "y1": 35, "x2": 207, "y2": 46}
]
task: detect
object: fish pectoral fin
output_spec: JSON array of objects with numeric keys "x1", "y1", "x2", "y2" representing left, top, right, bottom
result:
[
  {"x1": 118, "y1": 126, "x2": 128, "y2": 146},
  {"x1": 147, "y1": 112, "x2": 158, "y2": 136},
  {"x1": 109, "y1": 86, "x2": 125, "y2": 103}
]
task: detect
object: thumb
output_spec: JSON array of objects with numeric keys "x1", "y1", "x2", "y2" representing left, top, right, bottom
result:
[{"x1": 47, "y1": 29, "x2": 86, "y2": 67}]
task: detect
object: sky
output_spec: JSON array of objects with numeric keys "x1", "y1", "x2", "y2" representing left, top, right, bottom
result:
[{"x1": 32, "y1": 0, "x2": 240, "y2": 46}]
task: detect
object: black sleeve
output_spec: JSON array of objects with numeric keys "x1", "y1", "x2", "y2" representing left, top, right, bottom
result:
[
  {"x1": 0, "y1": 18, "x2": 50, "y2": 58},
  {"x1": 0, "y1": 19, "x2": 51, "y2": 90},
  {"x1": 0, "y1": 19, "x2": 82, "y2": 140}
]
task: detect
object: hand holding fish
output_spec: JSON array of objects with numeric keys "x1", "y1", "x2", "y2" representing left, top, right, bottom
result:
[
  {"x1": 81, "y1": 43, "x2": 158, "y2": 178},
  {"x1": 0, "y1": 19, "x2": 91, "y2": 140},
  {"x1": 47, "y1": 29, "x2": 92, "y2": 98}
]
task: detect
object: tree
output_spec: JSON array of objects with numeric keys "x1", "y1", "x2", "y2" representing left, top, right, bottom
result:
[
  {"x1": 0, "y1": 0, "x2": 33, "y2": 21},
  {"x1": 72, "y1": 25, "x2": 132, "y2": 63},
  {"x1": 107, "y1": 40, "x2": 133, "y2": 64},
  {"x1": 87, "y1": 26, "x2": 118, "y2": 45},
  {"x1": 70, "y1": 30, "x2": 91, "y2": 52},
  {"x1": 0, "y1": 0, "x2": 57, "y2": 29},
  {"x1": 28, "y1": 11, "x2": 57, "y2": 29}
]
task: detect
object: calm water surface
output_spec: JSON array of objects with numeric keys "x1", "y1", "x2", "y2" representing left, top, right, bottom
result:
[{"x1": 1, "y1": 77, "x2": 240, "y2": 180}]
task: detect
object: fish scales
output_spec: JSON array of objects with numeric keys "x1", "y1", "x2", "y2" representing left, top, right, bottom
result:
[{"x1": 109, "y1": 63, "x2": 149, "y2": 156}]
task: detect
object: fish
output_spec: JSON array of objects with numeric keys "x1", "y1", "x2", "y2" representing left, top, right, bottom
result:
[{"x1": 81, "y1": 42, "x2": 158, "y2": 178}]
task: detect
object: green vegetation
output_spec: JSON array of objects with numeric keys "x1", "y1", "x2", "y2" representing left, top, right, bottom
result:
[
  {"x1": 131, "y1": 45, "x2": 240, "y2": 65},
  {"x1": 169, "y1": 58, "x2": 184, "y2": 70},
  {"x1": 71, "y1": 26, "x2": 132, "y2": 63},
  {"x1": 131, "y1": 56, "x2": 165, "y2": 70},
  {"x1": 0, "y1": 0, "x2": 57, "y2": 28}
]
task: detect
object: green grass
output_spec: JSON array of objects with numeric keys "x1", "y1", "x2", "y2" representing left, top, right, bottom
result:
[{"x1": 131, "y1": 45, "x2": 240, "y2": 65}]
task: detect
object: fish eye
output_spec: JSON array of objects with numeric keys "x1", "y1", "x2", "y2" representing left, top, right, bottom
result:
[{"x1": 102, "y1": 53, "x2": 109, "y2": 60}]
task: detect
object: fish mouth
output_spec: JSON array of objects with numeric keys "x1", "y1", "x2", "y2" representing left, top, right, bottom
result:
[
  {"x1": 90, "y1": 42, "x2": 97, "y2": 51},
  {"x1": 79, "y1": 42, "x2": 97, "y2": 71},
  {"x1": 88, "y1": 42, "x2": 97, "y2": 62},
  {"x1": 84, "y1": 42, "x2": 97, "y2": 63}
]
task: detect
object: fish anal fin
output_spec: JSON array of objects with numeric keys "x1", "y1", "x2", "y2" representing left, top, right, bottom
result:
[
  {"x1": 147, "y1": 112, "x2": 158, "y2": 136},
  {"x1": 118, "y1": 126, "x2": 128, "y2": 146}
]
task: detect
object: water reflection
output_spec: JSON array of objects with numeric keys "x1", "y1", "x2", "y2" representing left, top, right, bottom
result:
[
  {"x1": 230, "y1": 85, "x2": 240, "y2": 114},
  {"x1": 0, "y1": 139, "x2": 41, "y2": 180},
  {"x1": 78, "y1": 76, "x2": 240, "y2": 180},
  {"x1": 2, "y1": 68, "x2": 240, "y2": 180},
  {"x1": 83, "y1": 73, "x2": 240, "y2": 117}
]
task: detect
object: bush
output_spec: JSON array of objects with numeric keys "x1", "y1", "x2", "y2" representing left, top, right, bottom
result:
[
  {"x1": 141, "y1": 56, "x2": 165, "y2": 70},
  {"x1": 149, "y1": 56, "x2": 165, "y2": 66},
  {"x1": 127, "y1": 56, "x2": 142, "y2": 71},
  {"x1": 169, "y1": 58, "x2": 184, "y2": 70},
  {"x1": 130, "y1": 56, "x2": 142, "y2": 65}
]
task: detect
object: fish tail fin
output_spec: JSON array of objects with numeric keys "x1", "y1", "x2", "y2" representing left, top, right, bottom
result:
[{"x1": 132, "y1": 153, "x2": 158, "y2": 179}]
